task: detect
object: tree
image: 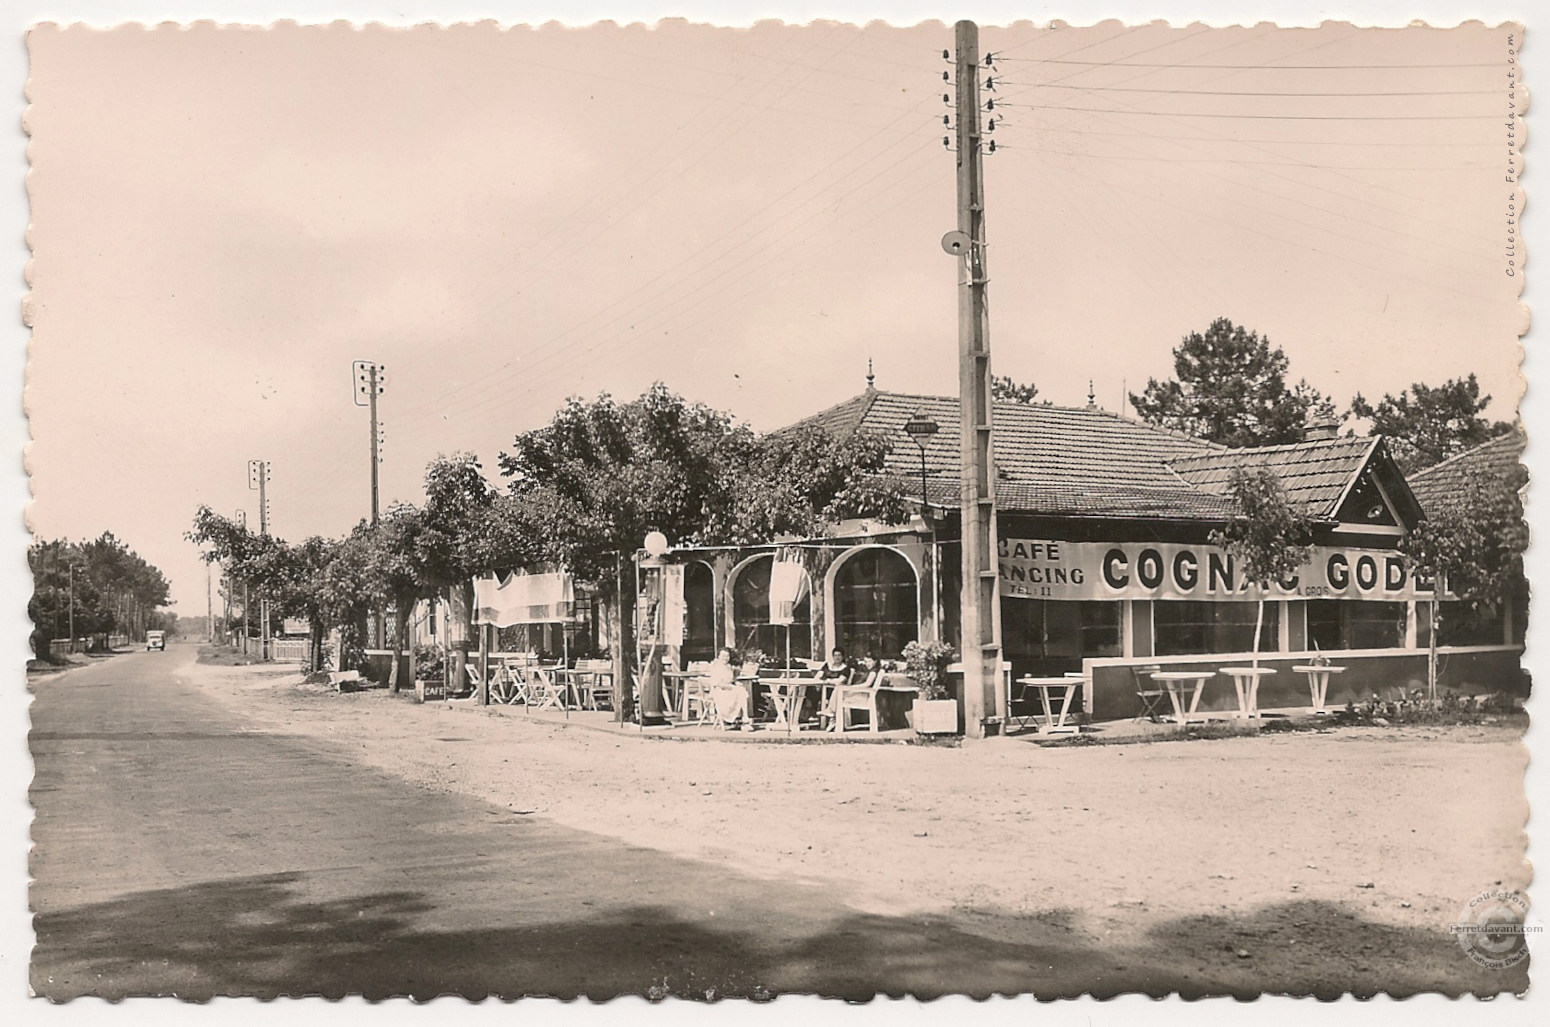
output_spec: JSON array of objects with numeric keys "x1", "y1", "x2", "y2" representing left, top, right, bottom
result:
[
  {"x1": 1349, "y1": 375, "x2": 1514, "y2": 473},
  {"x1": 1208, "y1": 465, "x2": 1316, "y2": 672},
  {"x1": 991, "y1": 375, "x2": 1040, "y2": 405},
  {"x1": 1131, "y1": 318, "x2": 1332, "y2": 446},
  {"x1": 712, "y1": 426, "x2": 911, "y2": 544},
  {"x1": 1399, "y1": 460, "x2": 1528, "y2": 697},
  {"x1": 498, "y1": 384, "x2": 910, "y2": 717},
  {"x1": 187, "y1": 508, "x2": 338, "y2": 672},
  {"x1": 29, "y1": 535, "x2": 173, "y2": 658}
]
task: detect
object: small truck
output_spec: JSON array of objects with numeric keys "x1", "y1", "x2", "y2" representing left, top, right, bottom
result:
[{"x1": 145, "y1": 630, "x2": 166, "y2": 652}]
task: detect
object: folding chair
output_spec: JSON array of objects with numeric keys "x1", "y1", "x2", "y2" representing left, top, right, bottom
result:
[
  {"x1": 680, "y1": 673, "x2": 716, "y2": 725},
  {"x1": 497, "y1": 661, "x2": 532, "y2": 705},
  {"x1": 1006, "y1": 674, "x2": 1040, "y2": 734},
  {"x1": 1131, "y1": 665, "x2": 1166, "y2": 723},
  {"x1": 465, "y1": 663, "x2": 482, "y2": 694},
  {"x1": 581, "y1": 660, "x2": 615, "y2": 711},
  {"x1": 528, "y1": 665, "x2": 569, "y2": 712}
]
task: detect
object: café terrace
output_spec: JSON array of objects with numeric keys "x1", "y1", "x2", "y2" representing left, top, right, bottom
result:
[{"x1": 611, "y1": 380, "x2": 1524, "y2": 729}]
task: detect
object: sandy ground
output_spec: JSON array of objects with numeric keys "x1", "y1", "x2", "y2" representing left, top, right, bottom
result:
[{"x1": 182, "y1": 655, "x2": 1531, "y2": 986}]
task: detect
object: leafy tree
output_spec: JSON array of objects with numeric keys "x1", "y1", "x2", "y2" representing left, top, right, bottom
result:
[
  {"x1": 1131, "y1": 317, "x2": 1332, "y2": 446},
  {"x1": 357, "y1": 503, "x2": 434, "y2": 692},
  {"x1": 498, "y1": 384, "x2": 909, "y2": 717},
  {"x1": 991, "y1": 375, "x2": 1040, "y2": 405},
  {"x1": 28, "y1": 535, "x2": 173, "y2": 657},
  {"x1": 1208, "y1": 465, "x2": 1316, "y2": 671},
  {"x1": 1399, "y1": 459, "x2": 1528, "y2": 696},
  {"x1": 713, "y1": 426, "x2": 911, "y2": 544},
  {"x1": 1349, "y1": 375, "x2": 1514, "y2": 473},
  {"x1": 187, "y1": 508, "x2": 338, "y2": 671}
]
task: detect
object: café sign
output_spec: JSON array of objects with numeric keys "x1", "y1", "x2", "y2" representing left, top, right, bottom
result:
[{"x1": 998, "y1": 538, "x2": 1435, "y2": 602}]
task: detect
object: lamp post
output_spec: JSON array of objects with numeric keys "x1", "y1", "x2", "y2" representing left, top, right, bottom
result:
[{"x1": 902, "y1": 410, "x2": 940, "y2": 514}]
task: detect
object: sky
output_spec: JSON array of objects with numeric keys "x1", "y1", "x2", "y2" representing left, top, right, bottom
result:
[{"x1": 22, "y1": 16, "x2": 1527, "y2": 615}]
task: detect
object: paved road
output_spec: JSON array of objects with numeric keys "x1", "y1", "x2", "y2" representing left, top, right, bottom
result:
[{"x1": 29, "y1": 645, "x2": 1500, "y2": 1001}]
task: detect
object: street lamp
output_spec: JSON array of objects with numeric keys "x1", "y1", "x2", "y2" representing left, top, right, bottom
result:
[{"x1": 902, "y1": 410, "x2": 940, "y2": 514}]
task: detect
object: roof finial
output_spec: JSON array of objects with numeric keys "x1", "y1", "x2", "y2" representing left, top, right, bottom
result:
[
  {"x1": 1086, "y1": 380, "x2": 1097, "y2": 409},
  {"x1": 866, "y1": 358, "x2": 876, "y2": 392}
]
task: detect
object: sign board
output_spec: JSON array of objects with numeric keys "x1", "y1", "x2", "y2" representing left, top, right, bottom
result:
[{"x1": 998, "y1": 538, "x2": 1436, "y2": 603}]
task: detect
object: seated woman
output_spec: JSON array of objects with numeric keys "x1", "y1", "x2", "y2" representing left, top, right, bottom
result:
[
  {"x1": 820, "y1": 647, "x2": 857, "y2": 686},
  {"x1": 707, "y1": 647, "x2": 752, "y2": 730},
  {"x1": 820, "y1": 648, "x2": 873, "y2": 725}
]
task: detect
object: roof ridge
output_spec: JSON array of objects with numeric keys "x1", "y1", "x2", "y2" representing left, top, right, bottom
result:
[
  {"x1": 1408, "y1": 426, "x2": 1526, "y2": 481},
  {"x1": 1169, "y1": 433, "x2": 1372, "y2": 465}
]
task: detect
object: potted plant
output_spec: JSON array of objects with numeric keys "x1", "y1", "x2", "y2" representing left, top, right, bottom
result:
[{"x1": 903, "y1": 640, "x2": 958, "y2": 735}]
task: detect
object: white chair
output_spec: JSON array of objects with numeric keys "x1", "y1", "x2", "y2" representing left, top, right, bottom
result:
[
  {"x1": 527, "y1": 665, "x2": 568, "y2": 711},
  {"x1": 679, "y1": 662, "x2": 717, "y2": 724},
  {"x1": 832, "y1": 666, "x2": 884, "y2": 733}
]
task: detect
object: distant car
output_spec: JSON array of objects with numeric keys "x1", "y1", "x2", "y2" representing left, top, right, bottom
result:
[{"x1": 145, "y1": 631, "x2": 166, "y2": 651}]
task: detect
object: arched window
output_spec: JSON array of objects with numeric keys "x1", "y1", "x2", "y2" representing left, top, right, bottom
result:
[
  {"x1": 682, "y1": 561, "x2": 717, "y2": 663},
  {"x1": 730, "y1": 556, "x2": 811, "y2": 664},
  {"x1": 833, "y1": 548, "x2": 918, "y2": 661}
]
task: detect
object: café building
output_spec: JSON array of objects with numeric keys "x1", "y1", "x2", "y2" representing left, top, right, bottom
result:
[{"x1": 641, "y1": 381, "x2": 1526, "y2": 726}]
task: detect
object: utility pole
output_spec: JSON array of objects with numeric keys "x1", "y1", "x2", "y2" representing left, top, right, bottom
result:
[
  {"x1": 206, "y1": 560, "x2": 213, "y2": 643},
  {"x1": 237, "y1": 508, "x2": 248, "y2": 655},
  {"x1": 354, "y1": 360, "x2": 387, "y2": 648},
  {"x1": 249, "y1": 460, "x2": 271, "y2": 659},
  {"x1": 953, "y1": 20, "x2": 1005, "y2": 739},
  {"x1": 67, "y1": 562, "x2": 75, "y2": 654}
]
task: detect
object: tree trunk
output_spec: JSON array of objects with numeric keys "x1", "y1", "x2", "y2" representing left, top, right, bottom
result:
[
  {"x1": 1428, "y1": 600, "x2": 1439, "y2": 702},
  {"x1": 1251, "y1": 599, "x2": 1265, "y2": 674},
  {"x1": 387, "y1": 602, "x2": 411, "y2": 694},
  {"x1": 448, "y1": 580, "x2": 472, "y2": 698},
  {"x1": 610, "y1": 556, "x2": 637, "y2": 724},
  {"x1": 309, "y1": 618, "x2": 326, "y2": 672}
]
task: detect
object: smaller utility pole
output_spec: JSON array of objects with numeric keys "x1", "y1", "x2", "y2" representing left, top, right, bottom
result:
[
  {"x1": 67, "y1": 562, "x2": 75, "y2": 654},
  {"x1": 249, "y1": 460, "x2": 270, "y2": 659},
  {"x1": 354, "y1": 360, "x2": 387, "y2": 648}
]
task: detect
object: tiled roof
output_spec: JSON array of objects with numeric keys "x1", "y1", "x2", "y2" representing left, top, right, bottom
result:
[
  {"x1": 1168, "y1": 437, "x2": 1377, "y2": 518},
  {"x1": 1407, "y1": 429, "x2": 1526, "y2": 515},
  {"x1": 781, "y1": 389, "x2": 1229, "y2": 519}
]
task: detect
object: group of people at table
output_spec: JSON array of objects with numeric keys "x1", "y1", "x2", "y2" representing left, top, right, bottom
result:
[
  {"x1": 665, "y1": 646, "x2": 893, "y2": 732},
  {"x1": 473, "y1": 646, "x2": 898, "y2": 732}
]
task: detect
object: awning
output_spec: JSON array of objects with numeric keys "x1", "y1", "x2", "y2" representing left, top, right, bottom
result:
[
  {"x1": 768, "y1": 559, "x2": 809, "y2": 625},
  {"x1": 473, "y1": 570, "x2": 575, "y2": 626}
]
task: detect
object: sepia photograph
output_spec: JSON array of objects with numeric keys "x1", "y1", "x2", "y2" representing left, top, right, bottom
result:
[{"x1": 11, "y1": 0, "x2": 1543, "y2": 1016}]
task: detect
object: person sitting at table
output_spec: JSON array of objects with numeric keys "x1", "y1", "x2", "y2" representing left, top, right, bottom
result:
[
  {"x1": 819, "y1": 650, "x2": 877, "y2": 727},
  {"x1": 707, "y1": 647, "x2": 752, "y2": 731},
  {"x1": 819, "y1": 647, "x2": 857, "y2": 686}
]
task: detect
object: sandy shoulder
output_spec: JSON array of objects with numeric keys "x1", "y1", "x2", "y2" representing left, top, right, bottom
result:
[{"x1": 185, "y1": 659, "x2": 1530, "y2": 949}]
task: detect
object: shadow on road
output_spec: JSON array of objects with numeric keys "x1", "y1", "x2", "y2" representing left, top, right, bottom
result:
[{"x1": 32, "y1": 872, "x2": 1522, "y2": 1001}]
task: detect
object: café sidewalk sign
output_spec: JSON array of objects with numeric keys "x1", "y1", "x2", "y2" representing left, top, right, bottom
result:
[{"x1": 998, "y1": 538, "x2": 1437, "y2": 602}]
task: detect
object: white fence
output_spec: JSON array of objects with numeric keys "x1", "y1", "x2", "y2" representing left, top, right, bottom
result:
[{"x1": 271, "y1": 638, "x2": 313, "y2": 664}]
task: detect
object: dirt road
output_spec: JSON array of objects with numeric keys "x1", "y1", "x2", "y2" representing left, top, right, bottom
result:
[{"x1": 29, "y1": 643, "x2": 1529, "y2": 999}]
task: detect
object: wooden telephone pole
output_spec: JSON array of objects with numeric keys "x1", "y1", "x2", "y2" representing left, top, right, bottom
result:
[
  {"x1": 954, "y1": 20, "x2": 1005, "y2": 738},
  {"x1": 249, "y1": 459, "x2": 270, "y2": 660},
  {"x1": 354, "y1": 360, "x2": 387, "y2": 649}
]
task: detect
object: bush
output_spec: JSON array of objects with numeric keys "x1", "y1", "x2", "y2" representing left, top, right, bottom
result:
[
  {"x1": 415, "y1": 644, "x2": 446, "y2": 681},
  {"x1": 902, "y1": 640, "x2": 957, "y2": 700},
  {"x1": 1332, "y1": 689, "x2": 1520, "y2": 726}
]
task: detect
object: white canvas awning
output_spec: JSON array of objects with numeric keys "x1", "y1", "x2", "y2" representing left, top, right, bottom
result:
[
  {"x1": 768, "y1": 559, "x2": 809, "y2": 626},
  {"x1": 473, "y1": 570, "x2": 575, "y2": 626}
]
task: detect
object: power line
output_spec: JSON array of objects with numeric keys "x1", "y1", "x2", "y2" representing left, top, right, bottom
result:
[
  {"x1": 1003, "y1": 82, "x2": 1497, "y2": 97},
  {"x1": 992, "y1": 56, "x2": 1499, "y2": 69},
  {"x1": 995, "y1": 122, "x2": 1494, "y2": 146},
  {"x1": 997, "y1": 146, "x2": 1490, "y2": 171},
  {"x1": 996, "y1": 102, "x2": 1500, "y2": 121}
]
